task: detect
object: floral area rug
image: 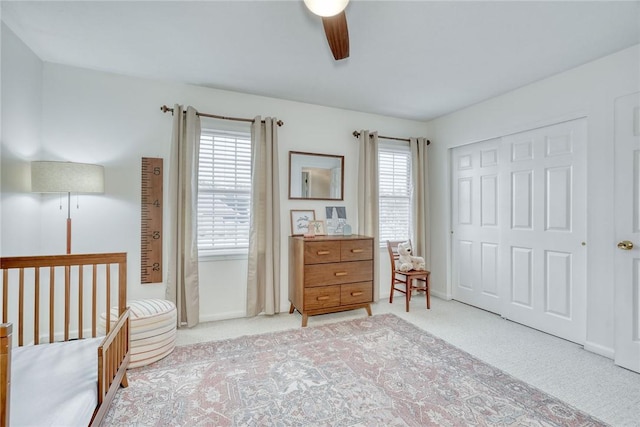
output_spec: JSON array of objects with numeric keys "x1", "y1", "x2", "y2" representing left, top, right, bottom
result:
[{"x1": 104, "y1": 313, "x2": 605, "y2": 426}]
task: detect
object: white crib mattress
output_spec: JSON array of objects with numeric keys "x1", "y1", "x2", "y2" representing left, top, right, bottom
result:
[{"x1": 10, "y1": 337, "x2": 103, "y2": 427}]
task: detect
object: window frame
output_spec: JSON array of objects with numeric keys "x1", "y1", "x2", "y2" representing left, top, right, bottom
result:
[
  {"x1": 197, "y1": 127, "x2": 252, "y2": 258},
  {"x1": 378, "y1": 141, "x2": 413, "y2": 246}
]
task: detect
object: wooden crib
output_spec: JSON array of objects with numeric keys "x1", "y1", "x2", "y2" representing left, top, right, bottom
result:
[{"x1": 0, "y1": 253, "x2": 130, "y2": 426}]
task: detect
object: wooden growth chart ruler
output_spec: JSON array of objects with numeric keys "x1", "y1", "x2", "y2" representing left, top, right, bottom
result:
[{"x1": 141, "y1": 157, "x2": 163, "y2": 284}]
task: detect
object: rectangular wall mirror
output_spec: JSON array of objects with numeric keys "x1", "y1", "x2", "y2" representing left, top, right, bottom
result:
[{"x1": 289, "y1": 151, "x2": 344, "y2": 200}]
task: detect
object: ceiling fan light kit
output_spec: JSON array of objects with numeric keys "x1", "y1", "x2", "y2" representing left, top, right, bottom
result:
[{"x1": 303, "y1": 0, "x2": 349, "y2": 17}]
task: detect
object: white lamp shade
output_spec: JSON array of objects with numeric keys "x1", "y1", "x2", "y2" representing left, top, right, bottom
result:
[
  {"x1": 31, "y1": 161, "x2": 104, "y2": 193},
  {"x1": 304, "y1": 0, "x2": 349, "y2": 17}
]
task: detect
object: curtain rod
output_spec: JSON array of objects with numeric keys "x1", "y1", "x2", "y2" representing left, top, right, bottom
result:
[
  {"x1": 160, "y1": 105, "x2": 284, "y2": 127},
  {"x1": 352, "y1": 131, "x2": 430, "y2": 145}
]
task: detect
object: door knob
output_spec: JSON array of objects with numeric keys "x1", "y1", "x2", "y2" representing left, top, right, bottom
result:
[{"x1": 618, "y1": 240, "x2": 634, "y2": 250}]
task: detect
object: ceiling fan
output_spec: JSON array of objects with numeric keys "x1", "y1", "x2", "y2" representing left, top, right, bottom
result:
[{"x1": 303, "y1": 0, "x2": 350, "y2": 61}]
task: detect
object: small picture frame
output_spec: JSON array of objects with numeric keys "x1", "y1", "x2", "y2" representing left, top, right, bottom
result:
[
  {"x1": 307, "y1": 220, "x2": 326, "y2": 236},
  {"x1": 290, "y1": 210, "x2": 316, "y2": 235},
  {"x1": 325, "y1": 206, "x2": 347, "y2": 235}
]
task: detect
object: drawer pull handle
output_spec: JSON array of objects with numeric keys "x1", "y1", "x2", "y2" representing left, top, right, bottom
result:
[
  {"x1": 335, "y1": 272, "x2": 348, "y2": 277},
  {"x1": 351, "y1": 249, "x2": 364, "y2": 253},
  {"x1": 317, "y1": 250, "x2": 331, "y2": 255},
  {"x1": 351, "y1": 291, "x2": 363, "y2": 297},
  {"x1": 317, "y1": 296, "x2": 330, "y2": 301}
]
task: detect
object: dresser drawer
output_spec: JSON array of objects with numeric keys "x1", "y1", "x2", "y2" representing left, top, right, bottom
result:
[
  {"x1": 341, "y1": 239, "x2": 373, "y2": 261},
  {"x1": 304, "y1": 286, "x2": 340, "y2": 310},
  {"x1": 304, "y1": 260, "x2": 373, "y2": 287},
  {"x1": 304, "y1": 241, "x2": 341, "y2": 264},
  {"x1": 341, "y1": 282, "x2": 373, "y2": 305}
]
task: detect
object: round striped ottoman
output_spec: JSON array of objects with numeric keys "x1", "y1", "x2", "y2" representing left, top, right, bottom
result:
[{"x1": 101, "y1": 299, "x2": 177, "y2": 368}]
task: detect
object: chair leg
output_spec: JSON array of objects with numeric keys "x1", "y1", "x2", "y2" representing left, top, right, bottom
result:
[
  {"x1": 389, "y1": 279, "x2": 394, "y2": 303},
  {"x1": 405, "y1": 280, "x2": 411, "y2": 312},
  {"x1": 426, "y1": 274, "x2": 431, "y2": 309}
]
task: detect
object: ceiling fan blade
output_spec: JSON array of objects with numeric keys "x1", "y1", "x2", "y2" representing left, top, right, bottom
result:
[{"x1": 322, "y1": 11, "x2": 349, "y2": 60}]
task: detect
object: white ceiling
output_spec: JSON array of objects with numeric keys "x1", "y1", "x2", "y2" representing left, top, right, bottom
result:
[{"x1": 2, "y1": 0, "x2": 639, "y2": 121}]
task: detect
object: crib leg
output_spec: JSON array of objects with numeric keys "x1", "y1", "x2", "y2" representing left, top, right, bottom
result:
[{"x1": 120, "y1": 373, "x2": 129, "y2": 388}]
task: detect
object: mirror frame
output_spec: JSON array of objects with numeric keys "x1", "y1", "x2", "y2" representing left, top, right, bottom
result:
[{"x1": 288, "y1": 151, "x2": 344, "y2": 201}]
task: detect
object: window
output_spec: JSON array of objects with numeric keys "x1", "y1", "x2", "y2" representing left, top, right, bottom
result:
[
  {"x1": 378, "y1": 143, "x2": 412, "y2": 244},
  {"x1": 197, "y1": 129, "x2": 251, "y2": 254}
]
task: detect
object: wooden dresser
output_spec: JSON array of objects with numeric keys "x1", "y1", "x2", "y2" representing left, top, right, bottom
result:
[{"x1": 288, "y1": 234, "x2": 373, "y2": 327}]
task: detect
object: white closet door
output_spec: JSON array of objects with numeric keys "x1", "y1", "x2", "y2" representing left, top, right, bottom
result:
[
  {"x1": 614, "y1": 92, "x2": 640, "y2": 373},
  {"x1": 451, "y1": 118, "x2": 587, "y2": 344},
  {"x1": 500, "y1": 119, "x2": 587, "y2": 344},
  {"x1": 451, "y1": 138, "x2": 502, "y2": 314}
]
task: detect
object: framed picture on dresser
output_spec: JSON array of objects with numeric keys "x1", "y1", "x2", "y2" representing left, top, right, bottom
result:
[
  {"x1": 290, "y1": 210, "x2": 316, "y2": 235},
  {"x1": 307, "y1": 220, "x2": 326, "y2": 236},
  {"x1": 325, "y1": 206, "x2": 347, "y2": 235}
]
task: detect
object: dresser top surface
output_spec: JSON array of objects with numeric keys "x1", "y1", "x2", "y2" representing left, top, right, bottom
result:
[{"x1": 290, "y1": 234, "x2": 372, "y2": 242}]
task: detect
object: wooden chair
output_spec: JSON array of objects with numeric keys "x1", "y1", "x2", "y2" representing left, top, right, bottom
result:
[{"x1": 387, "y1": 240, "x2": 431, "y2": 312}]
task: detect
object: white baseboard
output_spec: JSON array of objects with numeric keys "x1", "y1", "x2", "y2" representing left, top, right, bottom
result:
[
  {"x1": 584, "y1": 341, "x2": 615, "y2": 360},
  {"x1": 380, "y1": 290, "x2": 451, "y2": 301},
  {"x1": 430, "y1": 289, "x2": 451, "y2": 300},
  {"x1": 200, "y1": 310, "x2": 246, "y2": 323}
]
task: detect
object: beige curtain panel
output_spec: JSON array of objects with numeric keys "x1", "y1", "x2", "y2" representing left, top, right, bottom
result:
[
  {"x1": 357, "y1": 130, "x2": 380, "y2": 301},
  {"x1": 410, "y1": 137, "x2": 431, "y2": 268},
  {"x1": 166, "y1": 104, "x2": 201, "y2": 328},
  {"x1": 246, "y1": 117, "x2": 281, "y2": 316}
]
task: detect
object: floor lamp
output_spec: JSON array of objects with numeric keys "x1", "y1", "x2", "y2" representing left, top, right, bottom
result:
[{"x1": 31, "y1": 161, "x2": 104, "y2": 254}]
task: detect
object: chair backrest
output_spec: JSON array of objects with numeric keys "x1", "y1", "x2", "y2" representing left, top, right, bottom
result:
[{"x1": 386, "y1": 240, "x2": 412, "y2": 271}]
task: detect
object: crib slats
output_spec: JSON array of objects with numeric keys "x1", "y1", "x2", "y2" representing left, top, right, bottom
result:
[
  {"x1": 1, "y1": 324, "x2": 12, "y2": 427},
  {"x1": 64, "y1": 266, "x2": 70, "y2": 342},
  {"x1": 34, "y1": 269, "x2": 40, "y2": 345},
  {"x1": 97, "y1": 306, "x2": 130, "y2": 409},
  {"x1": 119, "y1": 260, "x2": 127, "y2": 324},
  {"x1": 78, "y1": 267, "x2": 83, "y2": 340},
  {"x1": 2, "y1": 270, "x2": 7, "y2": 324},
  {"x1": 92, "y1": 264, "x2": 97, "y2": 338},
  {"x1": 105, "y1": 266, "x2": 111, "y2": 335},
  {"x1": 49, "y1": 267, "x2": 54, "y2": 344},
  {"x1": 18, "y1": 269, "x2": 24, "y2": 347},
  {"x1": 0, "y1": 253, "x2": 128, "y2": 347}
]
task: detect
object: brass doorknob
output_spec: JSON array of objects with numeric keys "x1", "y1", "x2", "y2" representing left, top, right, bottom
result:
[{"x1": 618, "y1": 240, "x2": 634, "y2": 250}]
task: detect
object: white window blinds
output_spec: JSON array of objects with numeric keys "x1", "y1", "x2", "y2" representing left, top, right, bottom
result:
[
  {"x1": 197, "y1": 129, "x2": 252, "y2": 254},
  {"x1": 379, "y1": 143, "x2": 412, "y2": 243}
]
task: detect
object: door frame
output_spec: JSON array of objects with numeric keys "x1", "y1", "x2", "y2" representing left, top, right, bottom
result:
[{"x1": 613, "y1": 91, "x2": 640, "y2": 372}]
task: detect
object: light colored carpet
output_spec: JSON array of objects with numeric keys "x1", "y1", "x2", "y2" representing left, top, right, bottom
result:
[
  {"x1": 105, "y1": 313, "x2": 605, "y2": 426},
  {"x1": 175, "y1": 297, "x2": 640, "y2": 426}
]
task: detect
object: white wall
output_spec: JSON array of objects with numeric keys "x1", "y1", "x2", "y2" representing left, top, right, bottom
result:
[
  {"x1": 428, "y1": 44, "x2": 640, "y2": 356},
  {"x1": 1, "y1": 23, "x2": 43, "y2": 256},
  {"x1": 1, "y1": 24, "x2": 429, "y2": 321}
]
